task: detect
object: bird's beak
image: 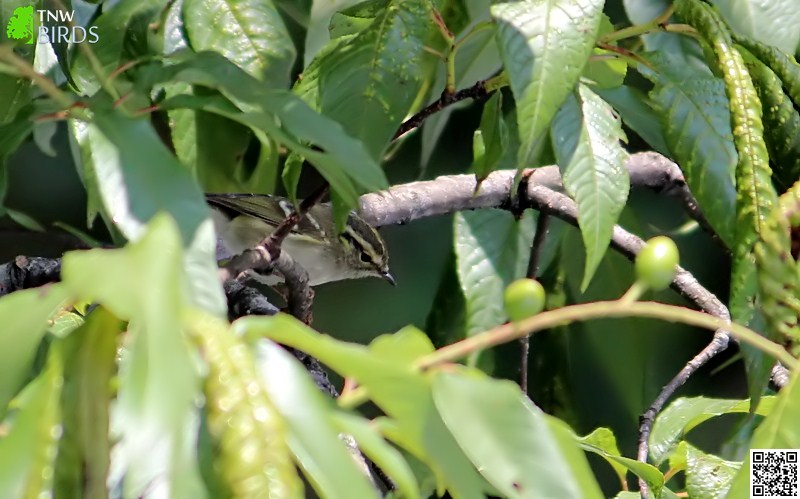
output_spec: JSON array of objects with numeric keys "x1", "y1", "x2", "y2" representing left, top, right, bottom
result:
[{"x1": 381, "y1": 271, "x2": 396, "y2": 286}]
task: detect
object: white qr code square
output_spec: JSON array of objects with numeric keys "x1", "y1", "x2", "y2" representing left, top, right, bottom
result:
[{"x1": 751, "y1": 449, "x2": 799, "y2": 498}]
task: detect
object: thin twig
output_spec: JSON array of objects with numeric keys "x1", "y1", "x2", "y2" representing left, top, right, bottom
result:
[
  {"x1": 598, "y1": 6, "x2": 675, "y2": 44},
  {"x1": 527, "y1": 215, "x2": 550, "y2": 278},
  {"x1": 261, "y1": 183, "x2": 330, "y2": 261},
  {"x1": 519, "y1": 214, "x2": 550, "y2": 394},
  {"x1": 335, "y1": 299, "x2": 791, "y2": 409},
  {"x1": 393, "y1": 81, "x2": 490, "y2": 140},
  {"x1": 596, "y1": 42, "x2": 655, "y2": 70},
  {"x1": 635, "y1": 331, "x2": 729, "y2": 497},
  {"x1": 412, "y1": 301, "x2": 793, "y2": 371}
]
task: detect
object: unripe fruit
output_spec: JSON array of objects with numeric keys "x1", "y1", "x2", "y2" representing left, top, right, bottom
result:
[
  {"x1": 635, "y1": 236, "x2": 679, "y2": 291},
  {"x1": 504, "y1": 278, "x2": 546, "y2": 322}
]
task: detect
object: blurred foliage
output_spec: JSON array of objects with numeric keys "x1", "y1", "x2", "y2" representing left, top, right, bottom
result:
[{"x1": 1, "y1": 0, "x2": 800, "y2": 497}]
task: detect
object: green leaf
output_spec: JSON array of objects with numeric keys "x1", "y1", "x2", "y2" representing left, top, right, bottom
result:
[
  {"x1": 248, "y1": 132, "x2": 279, "y2": 193},
  {"x1": 623, "y1": 0, "x2": 712, "y2": 77},
  {"x1": 711, "y1": 0, "x2": 800, "y2": 55},
  {"x1": 5, "y1": 208, "x2": 44, "y2": 231},
  {"x1": 0, "y1": 284, "x2": 70, "y2": 416},
  {"x1": 163, "y1": 0, "x2": 189, "y2": 53},
  {"x1": 676, "y1": 0, "x2": 779, "y2": 408},
  {"x1": 421, "y1": 17, "x2": 500, "y2": 166},
  {"x1": 744, "y1": 52, "x2": 800, "y2": 191},
  {"x1": 433, "y1": 370, "x2": 603, "y2": 499},
  {"x1": 616, "y1": 491, "x2": 681, "y2": 499},
  {"x1": 328, "y1": 0, "x2": 384, "y2": 39},
  {"x1": 318, "y1": 0, "x2": 432, "y2": 159},
  {"x1": 595, "y1": 86, "x2": 670, "y2": 156},
  {"x1": 48, "y1": 310, "x2": 85, "y2": 339},
  {"x1": 70, "y1": 0, "x2": 166, "y2": 94},
  {"x1": 669, "y1": 441, "x2": 740, "y2": 499},
  {"x1": 492, "y1": 0, "x2": 604, "y2": 168},
  {"x1": 182, "y1": 0, "x2": 295, "y2": 87},
  {"x1": 743, "y1": 50, "x2": 800, "y2": 357},
  {"x1": 551, "y1": 85, "x2": 629, "y2": 290},
  {"x1": 644, "y1": 52, "x2": 738, "y2": 248},
  {"x1": 163, "y1": 93, "x2": 360, "y2": 205},
  {"x1": 577, "y1": 427, "x2": 631, "y2": 488},
  {"x1": 577, "y1": 428, "x2": 664, "y2": 496},
  {"x1": 238, "y1": 316, "x2": 491, "y2": 498},
  {"x1": 185, "y1": 110, "x2": 257, "y2": 192},
  {"x1": 61, "y1": 214, "x2": 207, "y2": 499},
  {"x1": 55, "y1": 307, "x2": 120, "y2": 499},
  {"x1": 424, "y1": 252, "x2": 467, "y2": 347},
  {"x1": 281, "y1": 151, "x2": 304, "y2": 204},
  {"x1": 70, "y1": 110, "x2": 225, "y2": 315},
  {"x1": 164, "y1": 83, "x2": 198, "y2": 168},
  {"x1": 0, "y1": 342, "x2": 63, "y2": 499},
  {"x1": 0, "y1": 105, "x2": 34, "y2": 214},
  {"x1": 677, "y1": 0, "x2": 778, "y2": 316},
  {"x1": 189, "y1": 314, "x2": 302, "y2": 497},
  {"x1": 41, "y1": 0, "x2": 79, "y2": 89},
  {"x1": 454, "y1": 209, "x2": 536, "y2": 339},
  {"x1": 286, "y1": 32, "x2": 358, "y2": 212},
  {"x1": 252, "y1": 339, "x2": 376, "y2": 499},
  {"x1": 0, "y1": 70, "x2": 30, "y2": 126},
  {"x1": 32, "y1": 120, "x2": 57, "y2": 157},
  {"x1": 145, "y1": 51, "x2": 388, "y2": 202},
  {"x1": 580, "y1": 15, "x2": 626, "y2": 90},
  {"x1": 292, "y1": 34, "x2": 353, "y2": 109},
  {"x1": 83, "y1": 112, "x2": 206, "y2": 242},
  {"x1": 733, "y1": 37, "x2": 800, "y2": 108},
  {"x1": 332, "y1": 412, "x2": 421, "y2": 499},
  {"x1": 473, "y1": 91, "x2": 508, "y2": 182},
  {"x1": 649, "y1": 396, "x2": 776, "y2": 465},
  {"x1": 421, "y1": 14, "x2": 501, "y2": 167},
  {"x1": 582, "y1": 49, "x2": 627, "y2": 89},
  {"x1": 67, "y1": 118, "x2": 103, "y2": 227},
  {"x1": 726, "y1": 368, "x2": 800, "y2": 498}
]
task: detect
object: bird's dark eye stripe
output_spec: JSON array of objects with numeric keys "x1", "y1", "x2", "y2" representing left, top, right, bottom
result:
[
  {"x1": 342, "y1": 228, "x2": 377, "y2": 264},
  {"x1": 340, "y1": 231, "x2": 358, "y2": 248}
]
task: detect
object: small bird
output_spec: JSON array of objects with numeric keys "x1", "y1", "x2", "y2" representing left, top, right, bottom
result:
[{"x1": 207, "y1": 194, "x2": 394, "y2": 286}]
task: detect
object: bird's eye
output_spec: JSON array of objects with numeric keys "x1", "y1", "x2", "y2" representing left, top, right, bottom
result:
[{"x1": 360, "y1": 251, "x2": 371, "y2": 263}]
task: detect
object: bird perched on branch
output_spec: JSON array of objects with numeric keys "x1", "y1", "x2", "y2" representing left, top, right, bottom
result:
[{"x1": 207, "y1": 194, "x2": 394, "y2": 286}]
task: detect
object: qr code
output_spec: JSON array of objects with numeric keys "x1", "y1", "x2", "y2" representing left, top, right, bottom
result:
[{"x1": 751, "y1": 449, "x2": 799, "y2": 498}]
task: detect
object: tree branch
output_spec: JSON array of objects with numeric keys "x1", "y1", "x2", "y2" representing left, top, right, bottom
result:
[
  {"x1": 360, "y1": 152, "x2": 707, "y2": 234},
  {"x1": 272, "y1": 252, "x2": 314, "y2": 324},
  {"x1": 0, "y1": 256, "x2": 62, "y2": 296}
]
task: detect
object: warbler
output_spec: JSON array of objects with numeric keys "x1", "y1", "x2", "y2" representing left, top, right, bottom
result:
[{"x1": 207, "y1": 194, "x2": 394, "y2": 286}]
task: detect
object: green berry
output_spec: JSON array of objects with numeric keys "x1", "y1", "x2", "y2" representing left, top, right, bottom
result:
[
  {"x1": 635, "y1": 236, "x2": 679, "y2": 290},
  {"x1": 504, "y1": 278, "x2": 546, "y2": 322}
]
